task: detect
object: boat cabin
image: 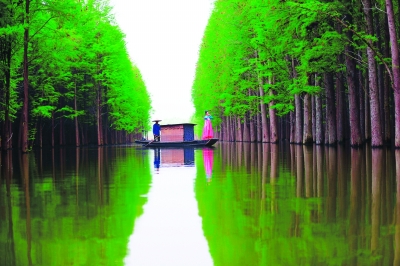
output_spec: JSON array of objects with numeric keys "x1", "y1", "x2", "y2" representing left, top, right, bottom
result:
[{"x1": 160, "y1": 123, "x2": 196, "y2": 142}]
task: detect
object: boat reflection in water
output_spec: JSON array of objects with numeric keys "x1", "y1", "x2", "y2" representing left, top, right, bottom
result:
[
  {"x1": 152, "y1": 148, "x2": 195, "y2": 170},
  {"x1": 125, "y1": 147, "x2": 213, "y2": 266},
  {"x1": 203, "y1": 148, "x2": 214, "y2": 184},
  {"x1": 154, "y1": 148, "x2": 161, "y2": 172}
]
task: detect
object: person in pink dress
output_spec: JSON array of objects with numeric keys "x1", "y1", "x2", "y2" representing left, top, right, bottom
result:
[{"x1": 202, "y1": 110, "x2": 214, "y2": 140}]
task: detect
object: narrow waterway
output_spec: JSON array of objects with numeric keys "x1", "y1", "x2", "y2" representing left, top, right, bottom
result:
[{"x1": 0, "y1": 143, "x2": 399, "y2": 265}]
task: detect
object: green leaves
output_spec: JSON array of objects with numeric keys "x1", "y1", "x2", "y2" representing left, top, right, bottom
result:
[
  {"x1": 192, "y1": 0, "x2": 353, "y2": 122},
  {"x1": 0, "y1": 0, "x2": 151, "y2": 147},
  {"x1": 0, "y1": 24, "x2": 24, "y2": 36},
  {"x1": 32, "y1": 105, "x2": 55, "y2": 118}
]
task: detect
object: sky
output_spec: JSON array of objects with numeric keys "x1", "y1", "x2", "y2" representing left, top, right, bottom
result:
[{"x1": 108, "y1": 0, "x2": 215, "y2": 125}]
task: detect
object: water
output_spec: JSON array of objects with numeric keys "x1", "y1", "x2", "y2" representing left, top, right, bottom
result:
[{"x1": 0, "y1": 143, "x2": 399, "y2": 266}]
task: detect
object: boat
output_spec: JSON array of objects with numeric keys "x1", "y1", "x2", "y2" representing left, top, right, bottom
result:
[
  {"x1": 135, "y1": 138, "x2": 218, "y2": 147},
  {"x1": 136, "y1": 122, "x2": 218, "y2": 147}
]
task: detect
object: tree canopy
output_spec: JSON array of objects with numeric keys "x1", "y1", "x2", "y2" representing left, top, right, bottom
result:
[
  {"x1": 192, "y1": 0, "x2": 400, "y2": 147},
  {"x1": 0, "y1": 0, "x2": 152, "y2": 149}
]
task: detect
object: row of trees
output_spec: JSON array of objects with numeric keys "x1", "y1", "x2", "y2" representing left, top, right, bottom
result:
[
  {"x1": 0, "y1": 0, "x2": 151, "y2": 152},
  {"x1": 192, "y1": 0, "x2": 400, "y2": 147}
]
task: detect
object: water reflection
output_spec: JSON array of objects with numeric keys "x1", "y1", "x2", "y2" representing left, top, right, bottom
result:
[
  {"x1": 396, "y1": 150, "x2": 400, "y2": 265},
  {"x1": 151, "y1": 148, "x2": 195, "y2": 169},
  {"x1": 20, "y1": 153, "x2": 32, "y2": 265},
  {"x1": 371, "y1": 149, "x2": 383, "y2": 260},
  {"x1": 154, "y1": 148, "x2": 160, "y2": 171},
  {"x1": 1, "y1": 143, "x2": 400, "y2": 265},
  {"x1": 203, "y1": 148, "x2": 214, "y2": 183},
  {"x1": 195, "y1": 142, "x2": 399, "y2": 265},
  {"x1": 0, "y1": 147, "x2": 151, "y2": 266},
  {"x1": 125, "y1": 147, "x2": 212, "y2": 266}
]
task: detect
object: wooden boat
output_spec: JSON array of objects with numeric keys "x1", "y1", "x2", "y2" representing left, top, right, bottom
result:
[
  {"x1": 137, "y1": 122, "x2": 218, "y2": 147},
  {"x1": 135, "y1": 138, "x2": 218, "y2": 147}
]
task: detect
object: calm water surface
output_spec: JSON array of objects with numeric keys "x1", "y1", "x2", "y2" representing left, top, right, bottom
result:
[{"x1": 0, "y1": 143, "x2": 399, "y2": 265}]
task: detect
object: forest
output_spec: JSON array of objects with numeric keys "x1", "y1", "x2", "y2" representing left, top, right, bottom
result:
[
  {"x1": 0, "y1": 0, "x2": 151, "y2": 152},
  {"x1": 192, "y1": 0, "x2": 400, "y2": 147}
]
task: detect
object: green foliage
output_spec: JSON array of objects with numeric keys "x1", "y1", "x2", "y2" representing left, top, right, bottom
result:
[
  {"x1": 32, "y1": 105, "x2": 56, "y2": 118},
  {"x1": 192, "y1": 0, "x2": 356, "y2": 123},
  {"x1": 0, "y1": 0, "x2": 152, "y2": 146}
]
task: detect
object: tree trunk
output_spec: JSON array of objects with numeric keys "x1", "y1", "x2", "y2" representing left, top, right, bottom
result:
[
  {"x1": 289, "y1": 111, "x2": 295, "y2": 143},
  {"x1": 294, "y1": 94, "x2": 302, "y2": 144},
  {"x1": 383, "y1": 15, "x2": 392, "y2": 144},
  {"x1": 6, "y1": 120, "x2": 12, "y2": 150},
  {"x1": 324, "y1": 72, "x2": 337, "y2": 145},
  {"x1": 231, "y1": 116, "x2": 236, "y2": 142},
  {"x1": 315, "y1": 75, "x2": 323, "y2": 145},
  {"x1": 103, "y1": 112, "x2": 108, "y2": 145},
  {"x1": 257, "y1": 113, "x2": 262, "y2": 142},
  {"x1": 237, "y1": 117, "x2": 243, "y2": 142},
  {"x1": 375, "y1": 11, "x2": 386, "y2": 142},
  {"x1": 39, "y1": 119, "x2": 42, "y2": 148},
  {"x1": 227, "y1": 117, "x2": 232, "y2": 141},
  {"x1": 292, "y1": 58, "x2": 302, "y2": 144},
  {"x1": 259, "y1": 83, "x2": 268, "y2": 142},
  {"x1": 103, "y1": 89, "x2": 109, "y2": 145},
  {"x1": 364, "y1": 72, "x2": 371, "y2": 141},
  {"x1": 315, "y1": 93, "x2": 323, "y2": 145},
  {"x1": 256, "y1": 53, "x2": 269, "y2": 143},
  {"x1": 336, "y1": 72, "x2": 344, "y2": 143},
  {"x1": 345, "y1": 40, "x2": 363, "y2": 146},
  {"x1": 2, "y1": 120, "x2": 11, "y2": 151},
  {"x1": 74, "y1": 81, "x2": 80, "y2": 147},
  {"x1": 85, "y1": 124, "x2": 88, "y2": 145},
  {"x1": 312, "y1": 95, "x2": 316, "y2": 142},
  {"x1": 385, "y1": 0, "x2": 400, "y2": 147},
  {"x1": 303, "y1": 93, "x2": 313, "y2": 144},
  {"x1": 51, "y1": 111, "x2": 54, "y2": 147},
  {"x1": 21, "y1": 0, "x2": 30, "y2": 152},
  {"x1": 223, "y1": 117, "x2": 228, "y2": 141},
  {"x1": 223, "y1": 117, "x2": 227, "y2": 141},
  {"x1": 336, "y1": 25, "x2": 345, "y2": 143},
  {"x1": 18, "y1": 117, "x2": 23, "y2": 149},
  {"x1": 59, "y1": 114, "x2": 63, "y2": 146},
  {"x1": 363, "y1": 0, "x2": 383, "y2": 147},
  {"x1": 249, "y1": 114, "x2": 256, "y2": 142},
  {"x1": 358, "y1": 68, "x2": 366, "y2": 142},
  {"x1": 243, "y1": 115, "x2": 250, "y2": 142},
  {"x1": 97, "y1": 83, "x2": 103, "y2": 146},
  {"x1": 269, "y1": 90, "x2": 278, "y2": 143}
]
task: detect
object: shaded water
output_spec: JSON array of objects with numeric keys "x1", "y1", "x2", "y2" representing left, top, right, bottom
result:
[{"x1": 0, "y1": 143, "x2": 399, "y2": 265}]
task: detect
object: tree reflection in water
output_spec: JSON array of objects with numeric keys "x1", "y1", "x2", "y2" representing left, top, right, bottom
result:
[
  {"x1": 395, "y1": 150, "x2": 400, "y2": 265},
  {"x1": 1, "y1": 144, "x2": 400, "y2": 265},
  {"x1": 0, "y1": 147, "x2": 152, "y2": 266},
  {"x1": 195, "y1": 142, "x2": 400, "y2": 266}
]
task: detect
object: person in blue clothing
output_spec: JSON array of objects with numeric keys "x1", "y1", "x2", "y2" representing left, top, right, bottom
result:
[{"x1": 152, "y1": 120, "x2": 161, "y2": 142}]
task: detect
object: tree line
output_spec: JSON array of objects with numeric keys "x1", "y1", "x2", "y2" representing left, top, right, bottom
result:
[
  {"x1": 0, "y1": 0, "x2": 151, "y2": 152},
  {"x1": 192, "y1": 0, "x2": 400, "y2": 147}
]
